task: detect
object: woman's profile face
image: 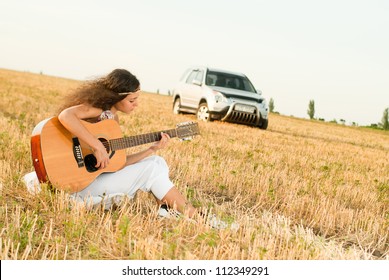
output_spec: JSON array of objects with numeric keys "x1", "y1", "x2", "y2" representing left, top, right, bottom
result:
[{"x1": 113, "y1": 91, "x2": 140, "y2": 114}]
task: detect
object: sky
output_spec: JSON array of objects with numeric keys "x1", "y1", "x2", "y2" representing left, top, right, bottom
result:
[{"x1": 1, "y1": 0, "x2": 388, "y2": 126}]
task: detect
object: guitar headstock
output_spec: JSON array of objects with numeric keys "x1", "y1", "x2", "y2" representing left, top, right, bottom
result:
[{"x1": 176, "y1": 122, "x2": 200, "y2": 141}]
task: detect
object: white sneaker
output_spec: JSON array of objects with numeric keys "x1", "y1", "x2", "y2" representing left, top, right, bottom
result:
[
  {"x1": 23, "y1": 171, "x2": 41, "y2": 194},
  {"x1": 158, "y1": 204, "x2": 182, "y2": 219}
]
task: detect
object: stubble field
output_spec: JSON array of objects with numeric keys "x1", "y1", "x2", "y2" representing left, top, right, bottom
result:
[{"x1": 0, "y1": 68, "x2": 388, "y2": 260}]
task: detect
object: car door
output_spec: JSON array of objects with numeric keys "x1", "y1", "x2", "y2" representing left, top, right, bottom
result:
[{"x1": 180, "y1": 69, "x2": 204, "y2": 108}]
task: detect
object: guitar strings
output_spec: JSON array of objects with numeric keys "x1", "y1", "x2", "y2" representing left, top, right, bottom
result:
[{"x1": 99, "y1": 124, "x2": 199, "y2": 152}]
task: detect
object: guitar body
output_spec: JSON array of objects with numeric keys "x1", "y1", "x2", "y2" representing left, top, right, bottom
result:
[{"x1": 31, "y1": 117, "x2": 126, "y2": 193}]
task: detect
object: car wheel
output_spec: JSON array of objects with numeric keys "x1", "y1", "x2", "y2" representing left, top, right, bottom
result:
[
  {"x1": 173, "y1": 98, "x2": 181, "y2": 114},
  {"x1": 258, "y1": 119, "x2": 268, "y2": 130},
  {"x1": 197, "y1": 102, "x2": 212, "y2": 122}
]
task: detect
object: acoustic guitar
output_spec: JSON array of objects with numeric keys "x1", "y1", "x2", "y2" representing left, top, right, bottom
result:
[{"x1": 30, "y1": 117, "x2": 200, "y2": 193}]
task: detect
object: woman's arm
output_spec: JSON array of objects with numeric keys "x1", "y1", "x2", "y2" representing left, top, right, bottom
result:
[{"x1": 58, "y1": 105, "x2": 110, "y2": 169}]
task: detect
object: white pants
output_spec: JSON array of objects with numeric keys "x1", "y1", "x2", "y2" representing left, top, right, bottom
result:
[{"x1": 71, "y1": 155, "x2": 174, "y2": 209}]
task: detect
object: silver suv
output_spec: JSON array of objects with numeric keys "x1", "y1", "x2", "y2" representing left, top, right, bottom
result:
[{"x1": 172, "y1": 66, "x2": 268, "y2": 129}]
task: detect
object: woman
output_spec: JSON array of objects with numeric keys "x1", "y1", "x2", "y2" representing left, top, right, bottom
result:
[{"x1": 58, "y1": 68, "x2": 196, "y2": 218}]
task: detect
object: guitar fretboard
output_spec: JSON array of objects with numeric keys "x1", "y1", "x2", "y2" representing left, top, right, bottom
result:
[{"x1": 109, "y1": 129, "x2": 177, "y2": 151}]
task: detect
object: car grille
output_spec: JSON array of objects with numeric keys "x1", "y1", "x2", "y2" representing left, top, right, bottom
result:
[{"x1": 225, "y1": 110, "x2": 259, "y2": 125}]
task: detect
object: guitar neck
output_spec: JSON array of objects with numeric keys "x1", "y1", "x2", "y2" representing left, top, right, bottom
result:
[{"x1": 109, "y1": 128, "x2": 177, "y2": 151}]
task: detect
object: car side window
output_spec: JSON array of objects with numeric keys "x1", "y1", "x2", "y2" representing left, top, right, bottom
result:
[
  {"x1": 195, "y1": 70, "x2": 204, "y2": 83},
  {"x1": 186, "y1": 71, "x2": 198, "y2": 84}
]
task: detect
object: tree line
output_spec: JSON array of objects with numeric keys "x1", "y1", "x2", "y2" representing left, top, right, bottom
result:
[{"x1": 268, "y1": 98, "x2": 389, "y2": 130}]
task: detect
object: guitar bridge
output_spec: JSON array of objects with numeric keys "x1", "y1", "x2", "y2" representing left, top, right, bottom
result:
[{"x1": 72, "y1": 137, "x2": 85, "y2": 167}]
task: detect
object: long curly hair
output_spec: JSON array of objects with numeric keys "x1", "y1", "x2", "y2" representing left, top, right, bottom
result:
[{"x1": 58, "y1": 69, "x2": 140, "y2": 112}]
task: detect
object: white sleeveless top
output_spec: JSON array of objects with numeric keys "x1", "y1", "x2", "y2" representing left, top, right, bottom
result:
[{"x1": 98, "y1": 110, "x2": 115, "y2": 121}]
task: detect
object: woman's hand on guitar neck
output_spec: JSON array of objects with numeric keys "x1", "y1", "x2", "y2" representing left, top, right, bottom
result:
[{"x1": 150, "y1": 132, "x2": 170, "y2": 151}]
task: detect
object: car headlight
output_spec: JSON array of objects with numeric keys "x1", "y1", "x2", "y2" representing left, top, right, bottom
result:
[
  {"x1": 213, "y1": 91, "x2": 228, "y2": 103},
  {"x1": 262, "y1": 98, "x2": 269, "y2": 111},
  {"x1": 259, "y1": 98, "x2": 268, "y2": 108}
]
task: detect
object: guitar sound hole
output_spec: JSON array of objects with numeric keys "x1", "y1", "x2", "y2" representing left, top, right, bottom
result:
[{"x1": 84, "y1": 154, "x2": 98, "y2": 172}]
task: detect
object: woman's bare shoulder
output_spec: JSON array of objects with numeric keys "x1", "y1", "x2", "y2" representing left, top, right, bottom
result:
[{"x1": 59, "y1": 104, "x2": 103, "y2": 120}]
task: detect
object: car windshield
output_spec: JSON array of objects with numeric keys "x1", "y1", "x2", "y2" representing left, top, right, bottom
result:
[{"x1": 205, "y1": 71, "x2": 256, "y2": 93}]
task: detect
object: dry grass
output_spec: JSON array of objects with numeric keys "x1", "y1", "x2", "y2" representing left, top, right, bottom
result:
[{"x1": 0, "y1": 68, "x2": 388, "y2": 260}]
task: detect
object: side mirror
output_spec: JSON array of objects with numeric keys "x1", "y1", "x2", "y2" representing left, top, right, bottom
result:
[
  {"x1": 256, "y1": 89, "x2": 262, "y2": 95},
  {"x1": 192, "y1": 79, "x2": 202, "y2": 86}
]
